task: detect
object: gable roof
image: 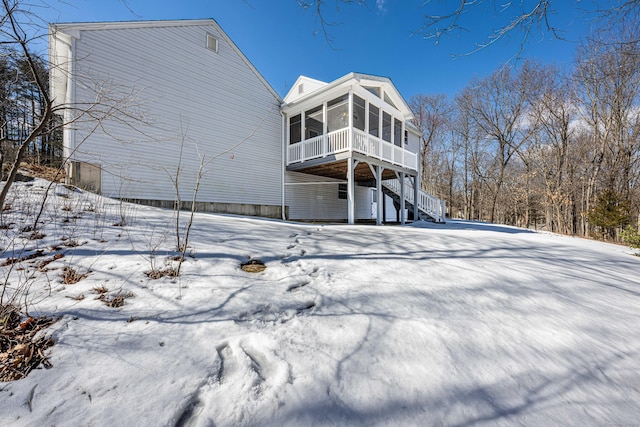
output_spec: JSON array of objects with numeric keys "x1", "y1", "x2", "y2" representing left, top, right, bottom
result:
[
  {"x1": 283, "y1": 75, "x2": 328, "y2": 104},
  {"x1": 49, "y1": 18, "x2": 282, "y2": 103},
  {"x1": 282, "y1": 72, "x2": 414, "y2": 121}
]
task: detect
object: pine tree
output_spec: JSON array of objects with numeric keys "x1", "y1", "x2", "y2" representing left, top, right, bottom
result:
[{"x1": 587, "y1": 189, "x2": 631, "y2": 240}]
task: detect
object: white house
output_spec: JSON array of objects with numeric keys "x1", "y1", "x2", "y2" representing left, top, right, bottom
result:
[{"x1": 49, "y1": 19, "x2": 445, "y2": 224}]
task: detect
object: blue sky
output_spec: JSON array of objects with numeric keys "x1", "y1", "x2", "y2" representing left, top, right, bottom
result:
[{"x1": 38, "y1": 0, "x2": 600, "y2": 100}]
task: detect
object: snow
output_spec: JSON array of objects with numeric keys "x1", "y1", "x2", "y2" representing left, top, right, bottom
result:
[{"x1": 1, "y1": 179, "x2": 640, "y2": 426}]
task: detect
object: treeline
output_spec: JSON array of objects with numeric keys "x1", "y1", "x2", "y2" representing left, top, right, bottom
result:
[
  {"x1": 412, "y1": 25, "x2": 640, "y2": 243},
  {"x1": 0, "y1": 47, "x2": 62, "y2": 175}
]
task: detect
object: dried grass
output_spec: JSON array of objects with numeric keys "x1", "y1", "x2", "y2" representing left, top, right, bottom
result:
[
  {"x1": 92, "y1": 285, "x2": 108, "y2": 294},
  {"x1": 61, "y1": 267, "x2": 90, "y2": 285},
  {"x1": 37, "y1": 253, "x2": 64, "y2": 272},
  {"x1": 144, "y1": 268, "x2": 179, "y2": 279},
  {"x1": 97, "y1": 291, "x2": 135, "y2": 308},
  {"x1": 0, "y1": 304, "x2": 57, "y2": 382},
  {"x1": 2, "y1": 250, "x2": 45, "y2": 266}
]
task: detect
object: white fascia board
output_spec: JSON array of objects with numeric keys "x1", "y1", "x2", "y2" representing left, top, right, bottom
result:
[
  {"x1": 51, "y1": 19, "x2": 220, "y2": 32},
  {"x1": 50, "y1": 18, "x2": 283, "y2": 103},
  {"x1": 351, "y1": 73, "x2": 414, "y2": 120},
  {"x1": 281, "y1": 72, "x2": 356, "y2": 111},
  {"x1": 351, "y1": 85, "x2": 404, "y2": 118},
  {"x1": 282, "y1": 72, "x2": 415, "y2": 123}
]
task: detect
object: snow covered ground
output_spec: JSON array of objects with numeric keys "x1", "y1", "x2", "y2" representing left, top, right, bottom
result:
[{"x1": 1, "y1": 179, "x2": 640, "y2": 426}]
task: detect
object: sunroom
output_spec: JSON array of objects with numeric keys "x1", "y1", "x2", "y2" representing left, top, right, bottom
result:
[{"x1": 282, "y1": 73, "x2": 445, "y2": 224}]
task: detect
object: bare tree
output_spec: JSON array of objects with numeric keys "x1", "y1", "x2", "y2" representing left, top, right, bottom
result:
[
  {"x1": 525, "y1": 63, "x2": 580, "y2": 234},
  {"x1": 451, "y1": 92, "x2": 479, "y2": 220},
  {"x1": 575, "y1": 26, "x2": 640, "y2": 237},
  {"x1": 409, "y1": 93, "x2": 451, "y2": 194},
  {"x1": 463, "y1": 63, "x2": 535, "y2": 222},
  {"x1": 0, "y1": 0, "x2": 52, "y2": 210}
]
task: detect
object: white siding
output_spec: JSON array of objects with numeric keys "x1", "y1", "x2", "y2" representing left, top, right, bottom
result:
[
  {"x1": 66, "y1": 21, "x2": 282, "y2": 206},
  {"x1": 285, "y1": 171, "x2": 372, "y2": 221},
  {"x1": 406, "y1": 129, "x2": 421, "y2": 155}
]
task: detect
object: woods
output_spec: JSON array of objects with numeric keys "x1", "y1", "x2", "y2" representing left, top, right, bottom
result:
[
  {"x1": 414, "y1": 27, "x2": 640, "y2": 242},
  {"x1": 0, "y1": 40, "x2": 61, "y2": 174}
]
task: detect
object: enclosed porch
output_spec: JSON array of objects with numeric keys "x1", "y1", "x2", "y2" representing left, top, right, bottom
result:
[{"x1": 283, "y1": 73, "x2": 430, "y2": 224}]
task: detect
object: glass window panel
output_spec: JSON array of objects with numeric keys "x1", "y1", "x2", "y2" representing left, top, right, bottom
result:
[
  {"x1": 338, "y1": 183, "x2": 347, "y2": 200},
  {"x1": 364, "y1": 86, "x2": 381, "y2": 98},
  {"x1": 369, "y1": 105, "x2": 379, "y2": 137},
  {"x1": 327, "y1": 94, "x2": 349, "y2": 132},
  {"x1": 353, "y1": 95, "x2": 365, "y2": 131},
  {"x1": 289, "y1": 114, "x2": 301, "y2": 144},
  {"x1": 382, "y1": 111, "x2": 392, "y2": 142},
  {"x1": 305, "y1": 105, "x2": 323, "y2": 139},
  {"x1": 384, "y1": 93, "x2": 397, "y2": 109}
]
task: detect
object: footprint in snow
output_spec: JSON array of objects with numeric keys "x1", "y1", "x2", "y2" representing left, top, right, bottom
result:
[
  {"x1": 287, "y1": 279, "x2": 311, "y2": 292},
  {"x1": 176, "y1": 338, "x2": 291, "y2": 426}
]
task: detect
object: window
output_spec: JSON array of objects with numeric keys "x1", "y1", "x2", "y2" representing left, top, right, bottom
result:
[
  {"x1": 206, "y1": 34, "x2": 218, "y2": 53},
  {"x1": 327, "y1": 94, "x2": 349, "y2": 132},
  {"x1": 298, "y1": 83, "x2": 304, "y2": 95},
  {"x1": 384, "y1": 92, "x2": 397, "y2": 109},
  {"x1": 382, "y1": 112, "x2": 392, "y2": 142},
  {"x1": 338, "y1": 183, "x2": 348, "y2": 199},
  {"x1": 364, "y1": 86, "x2": 381, "y2": 98},
  {"x1": 289, "y1": 114, "x2": 301, "y2": 144},
  {"x1": 394, "y1": 118, "x2": 402, "y2": 147},
  {"x1": 369, "y1": 105, "x2": 379, "y2": 137},
  {"x1": 404, "y1": 130, "x2": 408, "y2": 145},
  {"x1": 305, "y1": 105, "x2": 323, "y2": 139},
  {"x1": 353, "y1": 95, "x2": 365, "y2": 131}
]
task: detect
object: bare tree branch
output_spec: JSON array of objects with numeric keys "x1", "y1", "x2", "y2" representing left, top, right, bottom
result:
[
  {"x1": 297, "y1": 0, "x2": 366, "y2": 48},
  {"x1": 0, "y1": 0, "x2": 52, "y2": 209}
]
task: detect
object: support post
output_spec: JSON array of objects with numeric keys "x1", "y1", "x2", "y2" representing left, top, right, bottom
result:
[
  {"x1": 301, "y1": 111, "x2": 305, "y2": 160},
  {"x1": 376, "y1": 166, "x2": 384, "y2": 226},
  {"x1": 382, "y1": 189, "x2": 387, "y2": 224},
  {"x1": 347, "y1": 157, "x2": 355, "y2": 225},
  {"x1": 400, "y1": 172, "x2": 406, "y2": 224},
  {"x1": 413, "y1": 174, "x2": 419, "y2": 221},
  {"x1": 348, "y1": 91, "x2": 354, "y2": 154},
  {"x1": 322, "y1": 101, "x2": 328, "y2": 157}
]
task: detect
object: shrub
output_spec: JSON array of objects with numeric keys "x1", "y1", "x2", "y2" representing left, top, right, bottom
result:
[{"x1": 621, "y1": 225, "x2": 640, "y2": 249}]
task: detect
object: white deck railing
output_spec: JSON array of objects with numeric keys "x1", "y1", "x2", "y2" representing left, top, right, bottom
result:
[
  {"x1": 287, "y1": 127, "x2": 418, "y2": 172},
  {"x1": 382, "y1": 178, "x2": 446, "y2": 223}
]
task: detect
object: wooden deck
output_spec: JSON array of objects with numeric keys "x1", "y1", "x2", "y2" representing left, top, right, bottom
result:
[
  {"x1": 286, "y1": 127, "x2": 419, "y2": 182},
  {"x1": 286, "y1": 153, "x2": 414, "y2": 182}
]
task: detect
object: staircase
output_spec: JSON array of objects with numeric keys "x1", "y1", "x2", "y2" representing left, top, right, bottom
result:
[{"x1": 382, "y1": 178, "x2": 446, "y2": 223}]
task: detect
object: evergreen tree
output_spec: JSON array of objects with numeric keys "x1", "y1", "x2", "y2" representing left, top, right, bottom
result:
[{"x1": 587, "y1": 190, "x2": 631, "y2": 240}]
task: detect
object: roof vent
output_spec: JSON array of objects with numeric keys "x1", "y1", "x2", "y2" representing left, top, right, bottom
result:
[{"x1": 206, "y1": 34, "x2": 218, "y2": 53}]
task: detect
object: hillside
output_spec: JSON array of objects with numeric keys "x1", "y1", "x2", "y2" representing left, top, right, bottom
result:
[{"x1": 1, "y1": 179, "x2": 639, "y2": 426}]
